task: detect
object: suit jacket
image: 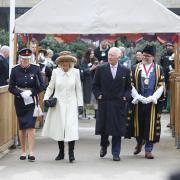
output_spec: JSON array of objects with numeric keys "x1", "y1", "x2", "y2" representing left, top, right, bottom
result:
[
  {"x1": 0, "y1": 55, "x2": 9, "y2": 86},
  {"x1": 92, "y1": 62, "x2": 131, "y2": 136}
]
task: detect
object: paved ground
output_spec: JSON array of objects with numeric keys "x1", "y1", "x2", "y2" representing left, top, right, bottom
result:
[{"x1": 0, "y1": 113, "x2": 180, "y2": 180}]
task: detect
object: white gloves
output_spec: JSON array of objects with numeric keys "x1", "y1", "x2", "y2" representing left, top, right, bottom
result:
[
  {"x1": 144, "y1": 96, "x2": 157, "y2": 104},
  {"x1": 131, "y1": 86, "x2": 146, "y2": 104},
  {"x1": 20, "y1": 90, "x2": 32, "y2": 99},
  {"x1": 132, "y1": 95, "x2": 145, "y2": 104},
  {"x1": 131, "y1": 85, "x2": 164, "y2": 105},
  {"x1": 132, "y1": 95, "x2": 157, "y2": 104}
]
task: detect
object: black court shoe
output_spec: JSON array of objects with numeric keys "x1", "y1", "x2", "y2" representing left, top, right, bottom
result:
[
  {"x1": 20, "y1": 155, "x2": 26, "y2": 160},
  {"x1": 28, "y1": 155, "x2": 35, "y2": 162}
]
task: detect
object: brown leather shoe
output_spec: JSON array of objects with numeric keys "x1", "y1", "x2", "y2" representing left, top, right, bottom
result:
[
  {"x1": 145, "y1": 152, "x2": 154, "y2": 159},
  {"x1": 133, "y1": 144, "x2": 142, "y2": 155}
]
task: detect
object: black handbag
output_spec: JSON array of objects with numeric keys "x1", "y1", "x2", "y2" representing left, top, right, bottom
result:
[{"x1": 44, "y1": 97, "x2": 57, "y2": 107}]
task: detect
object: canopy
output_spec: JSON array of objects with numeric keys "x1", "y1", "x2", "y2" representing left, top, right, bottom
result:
[{"x1": 15, "y1": 0, "x2": 180, "y2": 34}]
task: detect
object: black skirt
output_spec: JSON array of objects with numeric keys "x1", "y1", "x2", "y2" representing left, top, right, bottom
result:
[{"x1": 15, "y1": 97, "x2": 36, "y2": 130}]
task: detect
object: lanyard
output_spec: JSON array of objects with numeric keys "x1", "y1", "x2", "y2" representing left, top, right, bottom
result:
[{"x1": 143, "y1": 63, "x2": 153, "y2": 77}]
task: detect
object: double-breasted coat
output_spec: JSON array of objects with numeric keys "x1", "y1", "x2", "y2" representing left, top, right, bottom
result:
[
  {"x1": 92, "y1": 63, "x2": 132, "y2": 136},
  {"x1": 42, "y1": 67, "x2": 83, "y2": 141}
]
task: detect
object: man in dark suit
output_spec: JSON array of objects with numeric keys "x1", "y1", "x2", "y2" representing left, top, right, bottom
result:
[
  {"x1": 92, "y1": 47, "x2": 132, "y2": 161},
  {"x1": 0, "y1": 46, "x2": 9, "y2": 86}
]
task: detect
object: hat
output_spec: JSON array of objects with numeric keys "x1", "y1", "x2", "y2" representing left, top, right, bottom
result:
[
  {"x1": 142, "y1": 45, "x2": 156, "y2": 57},
  {"x1": 19, "y1": 48, "x2": 32, "y2": 59},
  {"x1": 56, "y1": 51, "x2": 77, "y2": 64}
]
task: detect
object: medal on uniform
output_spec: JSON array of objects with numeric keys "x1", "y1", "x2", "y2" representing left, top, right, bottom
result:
[
  {"x1": 143, "y1": 63, "x2": 154, "y2": 86},
  {"x1": 144, "y1": 78, "x2": 149, "y2": 85}
]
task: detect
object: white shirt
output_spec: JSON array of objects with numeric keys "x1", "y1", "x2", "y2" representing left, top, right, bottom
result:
[
  {"x1": 139, "y1": 63, "x2": 154, "y2": 78},
  {"x1": 110, "y1": 63, "x2": 118, "y2": 79}
]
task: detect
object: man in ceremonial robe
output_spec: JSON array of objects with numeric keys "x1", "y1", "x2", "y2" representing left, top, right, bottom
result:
[{"x1": 127, "y1": 45, "x2": 165, "y2": 159}]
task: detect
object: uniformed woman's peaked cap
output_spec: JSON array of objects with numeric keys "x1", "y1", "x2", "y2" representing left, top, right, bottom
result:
[
  {"x1": 19, "y1": 48, "x2": 32, "y2": 59},
  {"x1": 55, "y1": 51, "x2": 77, "y2": 64}
]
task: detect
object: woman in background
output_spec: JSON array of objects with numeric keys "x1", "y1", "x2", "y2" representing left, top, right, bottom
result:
[{"x1": 81, "y1": 48, "x2": 98, "y2": 119}]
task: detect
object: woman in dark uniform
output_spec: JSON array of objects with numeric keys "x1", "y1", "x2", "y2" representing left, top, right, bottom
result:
[{"x1": 9, "y1": 48, "x2": 45, "y2": 161}]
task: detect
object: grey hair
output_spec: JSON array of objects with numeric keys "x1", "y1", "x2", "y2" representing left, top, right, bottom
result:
[
  {"x1": 47, "y1": 49, "x2": 53, "y2": 55},
  {"x1": 109, "y1": 47, "x2": 122, "y2": 57},
  {"x1": 0, "y1": 45, "x2": 9, "y2": 53}
]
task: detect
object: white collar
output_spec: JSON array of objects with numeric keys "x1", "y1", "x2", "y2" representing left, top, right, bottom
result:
[
  {"x1": 59, "y1": 67, "x2": 74, "y2": 76},
  {"x1": 110, "y1": 63, "x2": 118, "y2": 68}
]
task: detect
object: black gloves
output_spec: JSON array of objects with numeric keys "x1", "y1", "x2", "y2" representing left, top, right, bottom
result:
[
  {"x1": 44, "y1": 97, "x2": 57, "y2": 108},
  {"x1": 78, "y1": 106, "x2": 83, "y2": 115},
  {"x1": 44, "y1": 100, "x2": 51, "y2": 108}
]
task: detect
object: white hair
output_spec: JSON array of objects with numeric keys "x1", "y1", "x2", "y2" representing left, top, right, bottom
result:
[
  {"x1": 0, "y1": 45, "x2": 9, "y2": 54},
  {"x1": 47, "y1": 49, "x2": 53, "y2": 55},
  {"x1": 109, "y1": 47, "x2": 122, "y2": 57}
]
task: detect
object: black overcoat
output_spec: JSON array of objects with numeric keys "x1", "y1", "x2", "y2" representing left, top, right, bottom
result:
[{"x1": 92, "y1": 63, "x2": 131, "y2": 136}]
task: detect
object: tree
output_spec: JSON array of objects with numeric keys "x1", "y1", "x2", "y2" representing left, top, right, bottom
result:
[{"x1": 0, "y1": 29, "x2": 9, "y2": 46}]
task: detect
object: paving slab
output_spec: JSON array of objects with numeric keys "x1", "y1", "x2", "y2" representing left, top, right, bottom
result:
[{"x1": 0, "y1": 113, "x2": 180, "y2": 180}]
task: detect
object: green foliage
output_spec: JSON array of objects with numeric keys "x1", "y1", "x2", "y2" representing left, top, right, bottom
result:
[
  {"x1": 135, "y1": 40, "x2": 165, "y2": 62},
  {"x1": 117, "y1": 37, "x2": 165, "y2": 63},
  {"x1": 0, "y1": 28, "x2": 9, "y2": 46},
  {"x1": 39, "y1": 35, "x2": 89, "y2": 60}
]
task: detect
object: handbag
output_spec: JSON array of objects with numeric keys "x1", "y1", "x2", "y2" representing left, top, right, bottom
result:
[
  {"x1": 44, "y1": 97, "x2": 57, "y2": 108},
  {"x1": 33, "y1": 95, "x2": 43, "y2": 117}
]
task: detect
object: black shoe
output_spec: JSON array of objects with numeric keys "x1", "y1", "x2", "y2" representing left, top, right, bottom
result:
[
  {"x1": 113, "y1": 156, "x2": 120, "y2": 161},
  {"x1": 20, "y1": 155, "x2": 26, "y2": 160},
  {"x1": 100, "y1": 147, "x2": 107, "y2": 157},
  {"x1": 55, "y1": 153, "x2": 64, "y2": 160},
  {"x1": 28, "y1": 155, "x2": 35, "y2": 162},
  {"x1": 69, "y1": 153, "x2": 75, "y2": 163},
  {"x1": 133, "y1": 144, "x2": 142, "y2": 155}
]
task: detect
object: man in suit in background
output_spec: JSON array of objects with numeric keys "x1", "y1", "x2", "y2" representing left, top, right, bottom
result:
[
  {"x1": 92, "y1": 47, "x2": 131, "y2": 161},
  {"x1": 0, "y1": 45, "x2": 9, "y2": 86}
]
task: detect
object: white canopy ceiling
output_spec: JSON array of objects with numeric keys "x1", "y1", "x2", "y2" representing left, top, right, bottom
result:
[{"x1": 15, "y1": 0, "x2": 180, "y2": 34}]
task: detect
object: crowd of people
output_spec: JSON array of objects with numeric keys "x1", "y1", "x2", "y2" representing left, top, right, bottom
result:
[{"x1": 0, "y1": 39, "x2": 175, "y2": 163}]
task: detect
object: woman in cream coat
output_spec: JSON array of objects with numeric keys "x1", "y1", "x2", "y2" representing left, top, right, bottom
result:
[{"x1": 42, "y1": 51, "x2": 83, "y2": 162}]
